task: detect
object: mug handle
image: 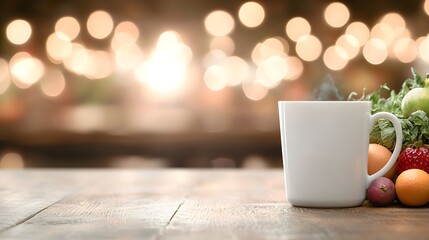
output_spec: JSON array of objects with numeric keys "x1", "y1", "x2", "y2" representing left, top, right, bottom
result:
[{"x1": 367, "y1": 112, "x2": 403, "y2": 186}]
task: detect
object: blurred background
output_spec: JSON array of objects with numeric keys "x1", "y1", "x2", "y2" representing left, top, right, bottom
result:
[{"x1": 0, "y1": 0, "x2": 429, "y2": 168}]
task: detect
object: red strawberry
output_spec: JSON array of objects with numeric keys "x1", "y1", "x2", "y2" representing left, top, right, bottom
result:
[{"x1": 396, "y1": 146, "x2": 429, "y2": 175}]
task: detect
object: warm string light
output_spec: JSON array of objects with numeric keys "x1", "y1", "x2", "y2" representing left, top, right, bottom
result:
[
  {"x1": 324, "y1": 2, "x2": 350, "y2": 28},
  {"x1": 238, "y1": 2, "x2": 265, "y2": 28},
  {"x1": 6, "y1": 19, "x2": 32, "y2": 45},
  {"x1": 1, "y1": 2, "x2": 429, "y2": 102}
]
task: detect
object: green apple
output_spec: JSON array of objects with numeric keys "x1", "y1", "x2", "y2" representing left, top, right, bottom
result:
[{"x1": 401, "y1": 88, "x2": 429, "y2": 118}]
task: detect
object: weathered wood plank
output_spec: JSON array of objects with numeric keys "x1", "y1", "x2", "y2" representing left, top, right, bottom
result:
[
  {"x1": 0, "y1": 170, "x2": 77, "y2": 232},
  {"x1": 161, "y1": 200, "x2": 429, "y2": 240},
  {"x1": 159, "y1": 170, "x2": 429, "y2": 240},
  {"x1": 2, "y1": 169, "x2": 429, "y2": 240},
  {"x1": 0, "y1": 169, "x2": 199, "y2": 240},
  {"x1": 0, "y1": 195, "x2": 183, "y2": 239}
]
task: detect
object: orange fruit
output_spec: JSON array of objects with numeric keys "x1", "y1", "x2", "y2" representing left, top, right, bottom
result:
[
  {"x1": 395, "y1": 169, "x2": 429, "y2": 207},
  {"x1": 368, "y1": 143, "x2": 396, "y2": 180}
]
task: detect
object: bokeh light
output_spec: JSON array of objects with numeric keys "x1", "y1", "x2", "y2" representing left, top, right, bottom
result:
[
  {"x1": 0, "y1": 59, "x2": 11, "y2": 94},
  {"x1": 87, "y1": 10, "x2": 114, "y2": 39},
  {"x1": 260, "y1": 38, "x2": 286, "y2": 59},
  {"x1": 46, "y1": 33, "x2": 73, "y2": 63},
  {"x1": 285, "y1": 17, "x2": 311, "y2": 42},
  {"x1": 157, "y1": 31, "x2": 181, "y2": 48},
  {"x1": 323, "y1": 46, "x2": 348, "y2": 71},
  {"x1": 84, "y1": 50, "x2": 113, "y2": 79},
  {"x1": 135, "y1": 31, "x2": 192, "y2": 94},
  {"x1": 0, "y1": 152, "x2": 24, "y2": 169},
  {"x1": 380, "y1": 12, "x2": 406, "y2": 38},
  {"x1": 251, "y1": 43, "x2": 264, "y2": 65},
  {"x1": 9, "y1": 52, "x2": 45, "y2": 88},
  {"x1": 345, "y1": 22, "x2": 370, "y2": 47},
  {"x1": 210, "y1": 36, "x2": 235, "y2": 55},
  {"x1": 371, "y1": 23, "x2": 395, "y2": 47},
  {"x1": 251, "y1": 38, "x2": 288, "y2": 65},
  {"x1": 335, "y1": 34, "x2": 360, "y2": 60},
  {"x1": 115, "y1": 43, "x2": 143, "y2": 71},
  {"x1": 418, "y1": 36, "x2": 429, "y2": 63},
  {"x1": 295, "y1": 35, "x2": 322, "y2": 61},
  {"x1": 55, "y1": 16, "x2": 80, "y2": 40},
  {"x1": 63, "y1": 43, "x2": 89, "y2": 74},
  {"x1": 425, "y1": 0, "x2": 429, "y2": 16},
  {"x1": 0, "y1": 1, "x2": 428, "y2": 133},
  {"x1": 115, "y1": 21, "x2": 139, "y2": 40},
  {"x1": 204, "y1": 65, "x2": 228, "y2": 91},
  {"x1": 242, "y1": 79, "x2": 268, "y2": 101},
  {"x1": 111, "y1": 22, "x2": 140, "y2": 53},
  {"x1": 203, "y1": 49, "x2": 228, "y2": 68},
  {"x1": 41, "y1": 68, "x2": 66, "y2": 97},
  {"x1": 238, "y1": 2, "x2": 265, "y2": 28},
  {"x1": 363, "y1": 38, "x2": 388, "y2": 65},
  {"x1": 6, "y1": 19, "x2": 32, "y2": 45},
  {"x1": 204, "y1": 10, "x2": 235, "y2": 37},
  {"x1": 393, "y1": 37, "x2": 417, "y2": 63},
  {"x1": 3, "y1": 0, "x2": 429, "y2": 170},
  {"x1": 283, "y1": 56, "x2": 304, "y2": 81},
  {"x1": 324, "y1": 2, "x2": 350, "y2": 28},
  {"x1": 222, "y1": 56, "x2": 249, "y2": 86},
  {"x1": 258, "y1": 55, "x2": 288, "y2": 88}
]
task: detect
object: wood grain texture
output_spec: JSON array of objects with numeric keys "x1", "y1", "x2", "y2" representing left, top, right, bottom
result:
[
  {"x1": 0, "y1": 170, "x2": 77, "y2": 232},
  {"x1": 162, "y1": 200, "x2": 429, "y2": 240},
  {"x1": 1, "y1": 169, "x2": 429, "y2": 240},
  {"x1": 0, "y1": 169, "x2": 197, "y2": 239}
]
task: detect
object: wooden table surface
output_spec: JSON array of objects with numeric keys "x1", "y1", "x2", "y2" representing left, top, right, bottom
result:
[{"x1": 0, "y1": 169, "x2": 428, "y2": 239}]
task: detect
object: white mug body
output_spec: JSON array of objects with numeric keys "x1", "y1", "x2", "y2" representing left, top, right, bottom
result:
[{"x1": 278, "y1": 101, "x2": 402, "y2": 207}]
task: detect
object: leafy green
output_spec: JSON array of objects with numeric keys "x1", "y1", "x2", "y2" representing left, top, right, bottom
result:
[{"x1": 349, "y1": 68, "x2": 429, "y2": 151}]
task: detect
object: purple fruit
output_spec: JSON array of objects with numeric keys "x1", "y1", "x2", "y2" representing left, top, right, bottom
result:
[{"x1": 367, "y1": 177, "x2": 396, "y2": 207}]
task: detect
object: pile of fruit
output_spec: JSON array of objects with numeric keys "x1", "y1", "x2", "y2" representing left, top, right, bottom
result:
[{"x1": 353, "y1": 68, "x2": 429, "y2": 207}]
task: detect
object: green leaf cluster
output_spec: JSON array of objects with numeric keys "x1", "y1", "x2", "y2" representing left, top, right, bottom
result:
[{"x1": 349, "y1": 68, "x2": 429, "y2": 151}]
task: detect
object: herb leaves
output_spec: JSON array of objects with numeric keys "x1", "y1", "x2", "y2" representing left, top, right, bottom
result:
[{"x1": 349, "y1": 68, "x2": 429, "y2": 151}]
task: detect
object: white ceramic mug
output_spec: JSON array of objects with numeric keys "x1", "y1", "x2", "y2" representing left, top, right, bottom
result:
[{"x1": 278, "y1": 101, "x2": 403, "y2": 207}]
